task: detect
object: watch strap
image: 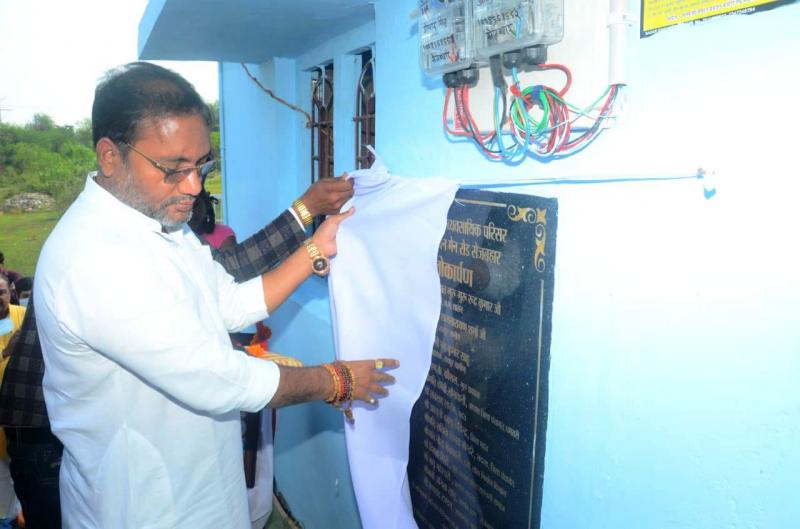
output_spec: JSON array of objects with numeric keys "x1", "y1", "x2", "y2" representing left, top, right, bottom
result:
[
  {"x1": 292, "y1": 199, "x2": 314, "y2": 226},
  {"x1": 303, "y1": 239, "x2": 330, "y2": 276}
]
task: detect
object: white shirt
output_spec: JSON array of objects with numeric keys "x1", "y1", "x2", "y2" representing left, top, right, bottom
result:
[{"x1": 35, "y1": 175, "x2": 280, "y2": 529}]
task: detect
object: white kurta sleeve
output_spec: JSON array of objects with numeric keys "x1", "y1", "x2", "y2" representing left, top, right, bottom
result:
[
  {"x1": 53, "y1": 251, "x2": 279, "y2": 415},
  {"x1": 211, "y1": 259, "x2": 270, "y2": 332}
]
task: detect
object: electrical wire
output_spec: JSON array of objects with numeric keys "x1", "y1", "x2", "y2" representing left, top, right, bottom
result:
[{"x1": 443, "y1": 61, "x2": 622, "y2": 163}]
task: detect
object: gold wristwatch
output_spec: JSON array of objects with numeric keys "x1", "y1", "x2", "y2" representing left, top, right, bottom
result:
[
  {"x1": 292, "y1": 199, "x2": 314, "y2": 226},
  {"x1": 304, "y1": 239, "x2": 330, "y2": 277}
]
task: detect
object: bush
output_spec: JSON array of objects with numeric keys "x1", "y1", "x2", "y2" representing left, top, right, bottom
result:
[{"x1": 0, "y1": 118, "x2": 95, "y2": 206}]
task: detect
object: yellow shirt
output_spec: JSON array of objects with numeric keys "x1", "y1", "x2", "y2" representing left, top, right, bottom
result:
[{"x1": 0, "y1": 304, "x2": 26, "y2": 459}]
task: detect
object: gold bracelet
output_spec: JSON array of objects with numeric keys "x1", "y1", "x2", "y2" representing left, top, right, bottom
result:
[
  {"x1": 292, "y1": 198, "x2": 314, "y2": 226},
  {"x1": 321, "y1": 363, "x2": 341, "y2": 404},
  {"x1": 338, "y1": 362, "x2": 355, "y2": 424},
  {"x1": 322, "y1": 362, "x2": 356, "y2": 424}
]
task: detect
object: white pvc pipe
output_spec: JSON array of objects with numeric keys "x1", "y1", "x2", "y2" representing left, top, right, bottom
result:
[{"x1": 608, "y1": 0, "x2": 632, "y2": 86}]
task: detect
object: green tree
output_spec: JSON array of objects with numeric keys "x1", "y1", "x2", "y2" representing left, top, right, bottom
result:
[
  {"x1": 0, "y1": 115, "x2": 96, "y2": 205},
  {"x1": 208, "y1": 100, "x2": 220, "y2": 133},
  {"x1": 75, "y1": 118, "x2": 93, "y2": 148},
  {"x1": 28, "y1": 113, "x2": 56, "y2": 131}
]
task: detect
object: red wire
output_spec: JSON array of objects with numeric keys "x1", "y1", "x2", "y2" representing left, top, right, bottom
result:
[
  {"x1": 467, "y1": 90, "x2": 500, "y2": 158},
  {"x1": 443, "y1": 84, "x2": 500, "y2": 158},
  {"x1": 536, "y1": 64, "x2": 572, "y2": 96},
  {"x1": 442, "y1": 87, "x2": 471, "y2": 138},
  {"x1": 463, "y1": 87, "x2": 500, "y2": 158}
]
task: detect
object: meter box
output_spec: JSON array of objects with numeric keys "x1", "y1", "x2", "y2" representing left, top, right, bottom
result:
[
  {"x1": 419, "y1": 0, "x2": 475, "y2": 76},
  {"x1": 472, "y1": 0, "x2": 564, "y2": 59}
]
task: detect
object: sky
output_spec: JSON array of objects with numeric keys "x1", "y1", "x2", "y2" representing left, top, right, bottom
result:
[{"x1": 0, "y1": 0, "x2": 219, "y2": 127}]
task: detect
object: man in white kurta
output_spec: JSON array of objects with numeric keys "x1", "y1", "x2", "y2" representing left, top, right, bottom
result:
[
  {"x1": 35, "y1": 173, "x2": 280, "y2": 528},
  {"x1": 35, "y1": 62, "x2": 394, "y2": 529}
]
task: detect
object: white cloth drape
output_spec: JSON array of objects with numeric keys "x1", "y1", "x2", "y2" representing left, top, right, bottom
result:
[{"x1": 329, "y1": 157, "x2": 458, "y2": 529}]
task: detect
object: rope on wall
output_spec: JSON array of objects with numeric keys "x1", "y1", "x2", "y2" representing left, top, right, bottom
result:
[{"x1": 240, "y1": 63, "x2": 313, "y2": 128}]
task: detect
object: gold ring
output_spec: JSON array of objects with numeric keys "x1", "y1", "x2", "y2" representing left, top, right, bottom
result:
[{"x1": 374, "y1": 360, "x2": 384, "y2": 370}]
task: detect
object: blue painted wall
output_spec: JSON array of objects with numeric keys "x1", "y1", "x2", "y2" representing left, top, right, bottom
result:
[
  {"x1": 219, "y1": 22, "x2": 377, "y2": 529},
  {"x1": 216, "y1": 1, "x2": 800, "y2": 528}
]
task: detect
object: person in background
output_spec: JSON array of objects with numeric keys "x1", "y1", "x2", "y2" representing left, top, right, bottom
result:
[
  {"x1": 0, "y1": 273, "x2": 24, "y2": 526},
  {"x1": 189, "y1": 189, "x2": 237, "y2": 250},
  {"x1": 34, "y1": 62, "x2": 386, "y2": 529},
  {"x1": 11, "y1": 279, "x2": 32, "y2": 308},
  {"x1": 0, "y1": 272, "x2": 25, "y2": 370},
  {"x1": 0, "y1": 254, "x2": 21, "y2": 306}
]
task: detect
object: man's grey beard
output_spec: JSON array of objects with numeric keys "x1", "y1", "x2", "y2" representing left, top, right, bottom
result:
[{"x1": 110, "y1": 169, "x2": 193, "y2": 232}]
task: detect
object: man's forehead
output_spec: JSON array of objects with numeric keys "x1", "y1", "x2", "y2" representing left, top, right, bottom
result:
[
  {"x1": 136, "y1": 114, "x2": 209, "y2": 141},
  {"x1": 134, "y1": 114, "x2": 212, "y2": 160}
]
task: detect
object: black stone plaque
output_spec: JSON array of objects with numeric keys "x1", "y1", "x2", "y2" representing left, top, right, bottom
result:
[{"x1": 409, "y1": 189, "x2": 558, "y2": 529}]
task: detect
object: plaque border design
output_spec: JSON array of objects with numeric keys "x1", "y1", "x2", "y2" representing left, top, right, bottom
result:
[
  {"x1": 533, "y1": 208, "x2": 547, "y2": 273},
  {"x1": 527, "y1": 279, "x2": 546, "y2": 529},
  {"x1": 507, "y1": 204, "x2": 536, "y2": 223}
]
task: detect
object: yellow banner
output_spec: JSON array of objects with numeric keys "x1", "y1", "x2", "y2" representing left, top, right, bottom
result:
[{"x1": 642, "y1": 0, "x2": 784, "y2": 33}]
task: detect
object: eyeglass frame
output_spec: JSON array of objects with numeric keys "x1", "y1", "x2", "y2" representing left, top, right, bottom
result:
[{"x1": 119, "y1": 141, "x2": 217, "y2": 184}]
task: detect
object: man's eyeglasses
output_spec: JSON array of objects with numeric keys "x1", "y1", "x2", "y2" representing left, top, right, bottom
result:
[{"x1": 120, "y1": 142, "x2": 217, "y2": 184}]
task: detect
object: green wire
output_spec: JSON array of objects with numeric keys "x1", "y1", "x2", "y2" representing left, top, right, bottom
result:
[
  {"x1": 509, "y1": 85, "x2": 613, "y2": 137},
  {"x1": 510, "y1": 87, "x2": 549, "y2": 134},
  {"x1": 547, "y1": 86, "x2": 612, "y2": 119}
]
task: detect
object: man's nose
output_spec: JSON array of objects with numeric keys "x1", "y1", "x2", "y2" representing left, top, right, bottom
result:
[{"x1": 177, "y1": 168, "x2": 204, "y2": 196}]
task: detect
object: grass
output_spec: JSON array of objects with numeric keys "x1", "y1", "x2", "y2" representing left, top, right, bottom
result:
[
  {"x1": 0, "y1": 209, "x2": 64, "y2": 276},
  {"x1": 0, "y1": 174, "x2": 225, "y2": 277},
  {"x1": 205, "y1": 172, "x2": 222, "y2": 195},
  {"x1": 204, "y1": 173, "x2": 225, "y2": 223}
]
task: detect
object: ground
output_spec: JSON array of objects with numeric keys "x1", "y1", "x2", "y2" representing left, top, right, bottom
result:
[{"x1": 0, "y1": 209, "x2": 61, "y2": 276}]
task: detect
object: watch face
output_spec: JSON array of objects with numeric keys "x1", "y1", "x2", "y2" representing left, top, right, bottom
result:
[{"x1": 312, "y1": 256, "x2": 330, "y2": 275}]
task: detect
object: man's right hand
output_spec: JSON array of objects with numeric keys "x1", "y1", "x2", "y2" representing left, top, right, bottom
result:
[
  {"x1": 312, "y1": 207, "x2": 355, "y2": 259},
  {"x1": 342, "y1": 359, "x2": 400, "y2": 405},
  {"x1": 301, "y1": 175, "x2": 355, "y2": 217},
  {"x1": 268, "y1": 358, "x2": 400, "y2": 409}
]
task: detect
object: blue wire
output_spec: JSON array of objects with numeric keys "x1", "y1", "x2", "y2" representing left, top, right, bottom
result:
[
  {"x1": 509, "y1": 68, "x2": 528, "y2": 155},
  {"x1": 460, "y1": 170, "x2": 717, "y2": 200}
]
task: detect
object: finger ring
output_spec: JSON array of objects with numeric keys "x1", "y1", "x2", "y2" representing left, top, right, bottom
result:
[
  {"x1": 367, "y1": 397, "x2": 377, "y2": 405},
  {"x1": 374, "y1": 360, "x2": 384, "y2": 369}
]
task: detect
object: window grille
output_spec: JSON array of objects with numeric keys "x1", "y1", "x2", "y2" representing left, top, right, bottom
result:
[
  {"x1": 354, "y1": 50, "x2": 375, "y2": 169},
  {"x1": 311, "y1": 64, "x2": 335, "y2": 185}
]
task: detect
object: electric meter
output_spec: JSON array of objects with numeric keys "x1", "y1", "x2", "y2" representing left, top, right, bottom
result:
[
  {"x1": 419, "y1": 0, "x2": 475, "y2": 76},
  {"x1": 472, "y1": 0, "x2": 564, "y2": 59}
]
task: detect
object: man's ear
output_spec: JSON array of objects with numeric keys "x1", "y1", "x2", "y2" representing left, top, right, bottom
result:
[{"x1": 96, "y1": 138, "x2": 118, "y2": 178}]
